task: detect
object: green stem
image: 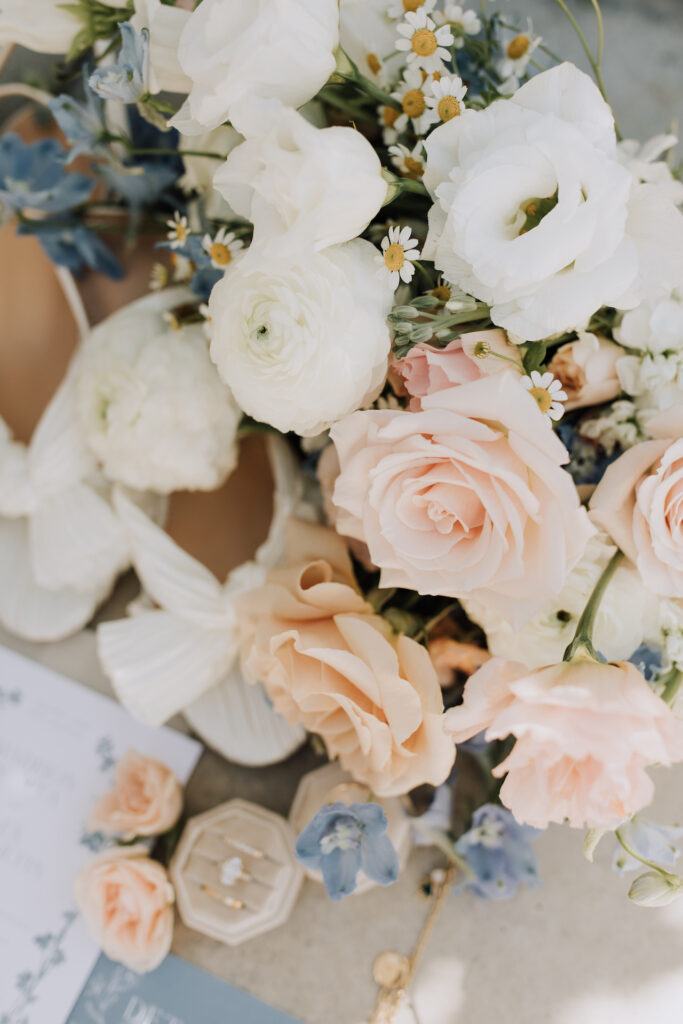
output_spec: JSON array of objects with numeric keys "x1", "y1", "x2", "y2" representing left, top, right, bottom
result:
[
  {"x1": 334, "y1": 51, "x2": 401, "y2": 110},
  {"x1": 563, "y1": 550, "x2": 623, "y2": 662},
  {"x1": 390, "y1": 177, "x2": 429, "y2": 198}
]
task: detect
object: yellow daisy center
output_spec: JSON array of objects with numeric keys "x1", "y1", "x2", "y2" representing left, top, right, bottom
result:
[
  {"x1": 366, "y1": 52, "x2": 381, "y2": 76},
  {"x1": 430, "y1": 284, "x2": 451, "y2": 302},
  {"x1": 384, "y1": 243, "x2": 406, "y2": 272},
  {"x1": 209, "y1": 242, "x2": 233, "y2": 266},
  {"x1": 404, "y1": 156, "x2": 425, "y2": 179},
  {"x1": 403, "y1": 0, "x2": 424, "y2": 10},
  {"x1": 402, "y1": 89, "x2": 426, "y2": 117},
  {"x1": 174, "y1": 224, "x2": 189, "y2": 243},
  {"x1": 411, "y1": 28, "x2": 438, "y2": 57},
  {"x1": 437, "y1": 95, "x2": 461, "y2": 121},
  {"x1": 529, "y1": 386, "x2": 553, "y2": 413},
  {"x1": 382, "y1": 105, "x2": 400, "y2": 128},
  {"x1": 507, "y1": 34, "x2": 530, "y2": 60}
]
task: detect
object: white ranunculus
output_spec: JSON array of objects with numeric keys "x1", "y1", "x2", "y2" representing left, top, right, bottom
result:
[
  {"x1": 77, "y1": 289, "x2": 241, "y2": 494},
  {"x1": 424, "y1": 63, "x2": 683, "y2": 341},
  {"x1": 180, "y1": 126, "x2": 243, "y2": 221},
  {"x1": 130, "y1": 0, "x2": 191, "y2": 94},
  {"x1": 208, "y1": 239, "x2": 394, "y2": 436},
  {"x1": 463, "y1": 533, "x2": 657, "y2": 668},
  {"x1": 0, "y1": 0, "x2": 128, "y2": 53},
  {"x1": 213, "y1": 99, "x2": 387, "y2": 250},
  {"x1": 169, "y1": 0, "x2": 339, "y2": 136}
]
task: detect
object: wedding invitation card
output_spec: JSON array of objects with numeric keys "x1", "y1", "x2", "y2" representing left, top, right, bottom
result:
[{"x1": 0, "y1": 645, "x2": 201, "y2": 1024}]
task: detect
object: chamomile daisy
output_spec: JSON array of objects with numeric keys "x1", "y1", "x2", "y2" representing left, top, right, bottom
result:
[
  {"x1": 497, "y1": 19, "x2": 542, "y2": 84},
  {"x1": 521, "y1": 370, "x2": 567, "y2": 423},
  {"x1": 377, "y1": 102, "x2": 402, "y2": 145},
  {"x1": 439, "y1": 4, "x2": 481, "y2": 47},
  {"x1": 387, "y1": 0, "x2": 437, "y2": 20},
  {"x1": 201, "y1": 227, "x2": 243, "y2": 270},
  {"x1": 149, "y1": 262, "x2": 169, "y2": 291},
  {"x1": 389, "y1": 142, "x2": 425, "y2": 180},
  {"x1": 391, "y1": 67, "x2": 433, "y2": 135},
  {"x1": 425, "y1": 75, "x2": 468, "y2": 126},
  {"x1": 395, "y1": 9, "x2": 454, "y2": 74},
  {"x1": 166, "y1": 211, "x2": 190, "y2": 249},
  {"x1": 379, "y1": 225, "x2": 421, "y2": 287}
]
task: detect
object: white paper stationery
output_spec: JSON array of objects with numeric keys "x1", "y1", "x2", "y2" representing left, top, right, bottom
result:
[{"x1": 0, "y1": 645, "x2": 201, "y2": 1024}]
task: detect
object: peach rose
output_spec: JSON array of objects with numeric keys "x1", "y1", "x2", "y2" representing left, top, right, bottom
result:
[
  {"x1": 445, "y1": 656, "x2": 683, "y2": 829},
  {"x1": 236, "y1": 519, "x2": 455, "y2": 796},
  {"x1": 590, "y1": 405, "x2": 683, "y2": 597},
  {"x1": 547, "y1": 332, "x2": 622, "y2": 411},
  {"x1": 428, "y1": 637, "x2": 490, "y2": 687},
  {"x1": 88, "y1": 751, "x2": 183, "y2": 839},
  {"x1": 74, "y1": 846, "x2": 175, "y2": 973},
  {"x1": 331, "y1": 373, "x2": 594, "y2": 628},
  {"x1": 392, "y1": 329, "x2": 522, "y2": 401}
]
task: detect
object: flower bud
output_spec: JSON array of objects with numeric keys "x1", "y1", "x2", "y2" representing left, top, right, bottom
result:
[{"x1": 628, "y1": 871, "x2": 683, "y2": 907}]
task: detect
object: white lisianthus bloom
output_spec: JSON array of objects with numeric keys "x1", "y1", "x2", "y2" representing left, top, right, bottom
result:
[
  {"x1": 463, "y1": 534, "x2": 657, "y2": 669},
  {"x1": 213, "y1": 100, "x2": 387, "y2": 251},
  {"x1": 618, "y1": 135, "x2": 683, "y2": 206},
  {"x1": 423, "y1": 63, "x2": 683, "y2": 341},
  {"x1": 130, "y1": 0, "x2": 191, "y2": 94},
  {"x1": 77, "y1": 289, "x2": 241, "y2": 494},
  {"x1": 169, "y1": 0, "x2": 339, "y2": 136},
  {"x1": 208, "y1": 239, "x2": 394, "y2": 436},
  {"x1": 0, "y1": 0, "x2": 128, "y2": 53}
]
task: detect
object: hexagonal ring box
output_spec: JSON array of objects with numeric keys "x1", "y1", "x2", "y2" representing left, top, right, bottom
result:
[{"x1": 170, "y1": 798, "x2": 304, "y2": 946}]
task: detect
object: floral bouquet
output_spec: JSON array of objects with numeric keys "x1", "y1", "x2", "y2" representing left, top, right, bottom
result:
[{"x1": 2, "y1": 0, "x2": 683, "y2": 922}]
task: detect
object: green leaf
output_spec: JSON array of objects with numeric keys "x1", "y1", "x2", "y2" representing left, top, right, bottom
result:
[{"x1": 522, "y1": 340, "x2": 548, "y2": 375}]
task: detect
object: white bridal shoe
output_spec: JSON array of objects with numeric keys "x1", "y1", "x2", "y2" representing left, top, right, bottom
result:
[{"x1": 97, "y1": 433, "x2": 309, "y2": 765}]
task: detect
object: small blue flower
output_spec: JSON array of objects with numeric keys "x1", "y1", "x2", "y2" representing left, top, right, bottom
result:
[
  {"x1": 613, "y1": 816, "x2": 683, "y2": 875},
  {"x1": 49, "y1": 79, "x2": 106, "y2": 163},
  {"x1": 89, "y1": 23, "x2": 150, "y2": 103},
  {"x1": 455, "y1": 804, "x2": 541, "y2": 900},
  {"x1": 295, "y1": 802, "x2": 399, "y2": 901},
  {"x1": 628, "y1": 643, "x2": 662, "y2": 683},
  {"x1": 20, "y1": 220, "x2": 123, "y2": 279},
  {"x1": 0, "y1": 134, "x2": 93, "y2": 214}
]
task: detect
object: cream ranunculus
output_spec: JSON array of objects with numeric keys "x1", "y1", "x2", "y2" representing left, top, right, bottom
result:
[
  {"x1": 208, "y1": 239, "x2": 394, "y2": 436},
  {"x1": 423, "y1": 63, "x2": 683, "y2": 341},
  {"x1": 74, "y1": 846, "x2": 174, "y2": 973},
  {"x1": 169, "y1": 0, "x2": 339, "y2": 135},
  {"x1": 77, "y1": 288, "x2": 241, "y2": 493},
  {"x1": 213, "y1": 99, "x2": 387, "y2": 250},
  {"x1": 331, "y1": 372, "x2": 594, "y2": 627}
]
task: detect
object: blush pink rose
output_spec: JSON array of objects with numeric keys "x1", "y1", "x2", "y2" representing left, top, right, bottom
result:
[
  {"x1": 392, "y1": 329, "x2": 522, "y2": 401},
  {"x1": 236, "y1": 519, "x2": 455, "y2": 796},
  {"x1": 547, "y1": 332, "x2": 622, "y2": 411},
  {"x1": 88, "y1": 750, "x2": 183, "y2": 839},
  {"x1": 445, "y1": 656, "x2": 683, "y2": 829},
  {"x1": 74, "y1": 846, "x2": 175, "y2": 973},
  {"x1": 590, "y1": 405, "x2": 683, "y2": 597},
  {"x1": 331, "y1": 372, "x2": 593, "y2": 627}
]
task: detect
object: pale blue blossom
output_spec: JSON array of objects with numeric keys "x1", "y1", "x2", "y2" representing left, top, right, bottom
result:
[
  {"x1": 455, "y1": 804, "x2": 540, "y2": 900},
  {"x1": 0, "y1": 134, "x2": 93, "y2": 214},
  {"x1": 89, "y1": 23, "x2": 149, "y2": 103},
  {"x1": 613, "y1": 816, "x2": 683, "y2": 876}
]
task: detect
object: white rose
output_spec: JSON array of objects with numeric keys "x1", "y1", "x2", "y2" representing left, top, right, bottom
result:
[
  {"x1": 130, "y1": 0, "x2": 191, "y2": 94},
  {"x1": 169, "y1": 0, "x2": 339, "y2": 136},
  {"x1": 77, "y1": 289, "x2": 241, "y2": 493},
  {"x1": 180, "y1": 126, "x2": 243, "y2": 221},
  {"x1": 423, "y1": 63, "x2": 683, "y2": 341},
  {"x1": 212, "y1": 99, "x2": 387, "y2": 250},
  {"x1": 208, "y1": 239, "x2": 394, "y2": 436},
  {"x1": 463, "y1": 533, "x2": 657, "y2": 668}
]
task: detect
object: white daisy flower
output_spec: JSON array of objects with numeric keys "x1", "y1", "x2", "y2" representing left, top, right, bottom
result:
[
  {"x1": 425, "y1": 75, "x2": 468, "y2": 126},
  {"x1": 387, "y1": 0, "x2": 437, "y2": 20},
  {"x1": 170, "y1": 251, "x2": 194, "y2": 283},
  {"x1": 149, "y1": 262, "x2": 169, "y2": 291},
  {"x1": 165, "y1": 211, "x2": 190, "y2": 249},
  {"x1": 377, "y1": 102, "x2": 402, "y2": 145},
  {"x1": 389, "y1": 141, "x2": 425, "y2": 180},
  {"x1": 391, "y1": 67, "x2": 433, "y2": 135},
  {"x1": 201, "y1": 227, "x2": 244, "y2": 270},
  {"x1": 497, "y1": 19, "x2": 542, "y2": 84},
  {"x1": 395, "y1": 9, "x2": 454, "y2": 73},
  {"x1": 520, "y1": 370, "x2": 567, "y2": 423},
  {"x1": 436, "y1": 4, "x2": 482, "y2": 46},
  {"x1": 379, "y1": 225, "x2": 421, "y2": 287}
]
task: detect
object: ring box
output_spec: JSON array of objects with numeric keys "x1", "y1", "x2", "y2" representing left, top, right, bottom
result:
[{"x1": 170, "y1": 798, "x2": 304, "y2": 946}]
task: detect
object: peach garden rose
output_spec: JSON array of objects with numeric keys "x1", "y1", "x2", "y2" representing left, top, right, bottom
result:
[
  {"x1": 74, "y1": 846, "x2": 175, "y2": 973},
  {"x1": 236, "y1": 519, "x2": 455, "y2": 797},
  {"x1": 88, "y1": 750, "x2": 183, "y2": 839},
  {"x1": 331, "y1": 372, "x2": 593, "y2": 628},
  {"x1": 392, "y1": 329, "x2": 523, "y2": 402}
]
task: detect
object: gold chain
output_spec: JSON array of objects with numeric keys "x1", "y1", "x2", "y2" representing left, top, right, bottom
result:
[{"x1": 368, "y1": 864, "x2": 458, "y2": 1024}]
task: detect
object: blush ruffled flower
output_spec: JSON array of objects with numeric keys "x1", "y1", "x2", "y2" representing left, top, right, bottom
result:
[
  {"x1": 445, "y1": 656, "x2": 683, "y2": 829},
  {"x1": 88, "y1": 750, "x2": 183, "y2": 839}
]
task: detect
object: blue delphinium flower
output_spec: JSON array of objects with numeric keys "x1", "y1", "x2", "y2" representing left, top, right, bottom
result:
[
  {"x1": 455, "y1": 804, "x2": 541, "y2": 900},
  {"x1": 89, "y1": 23, "x2": 150, "y2": 103},
  {"x1": 22, "y1": 221, "x2": 123, "y2": 279},
  {"x1": 295, "y1": 802, "x2": 399, "y2": 901},
  {"x1": 0, "y1": 134, "x2": 93, "y2": 214},
  {"x1": 157, "y1": 233, "x2": 223, "y2": 301},
  {"x1": 613, "y1": 816, "x2": 683, "y2": 875},
  {"x1": 49, "y1": 79, "x2": 106, "y2": 163},
  {"x1": 628, "y1": 643, "x2": 663, "y2": 683}
]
